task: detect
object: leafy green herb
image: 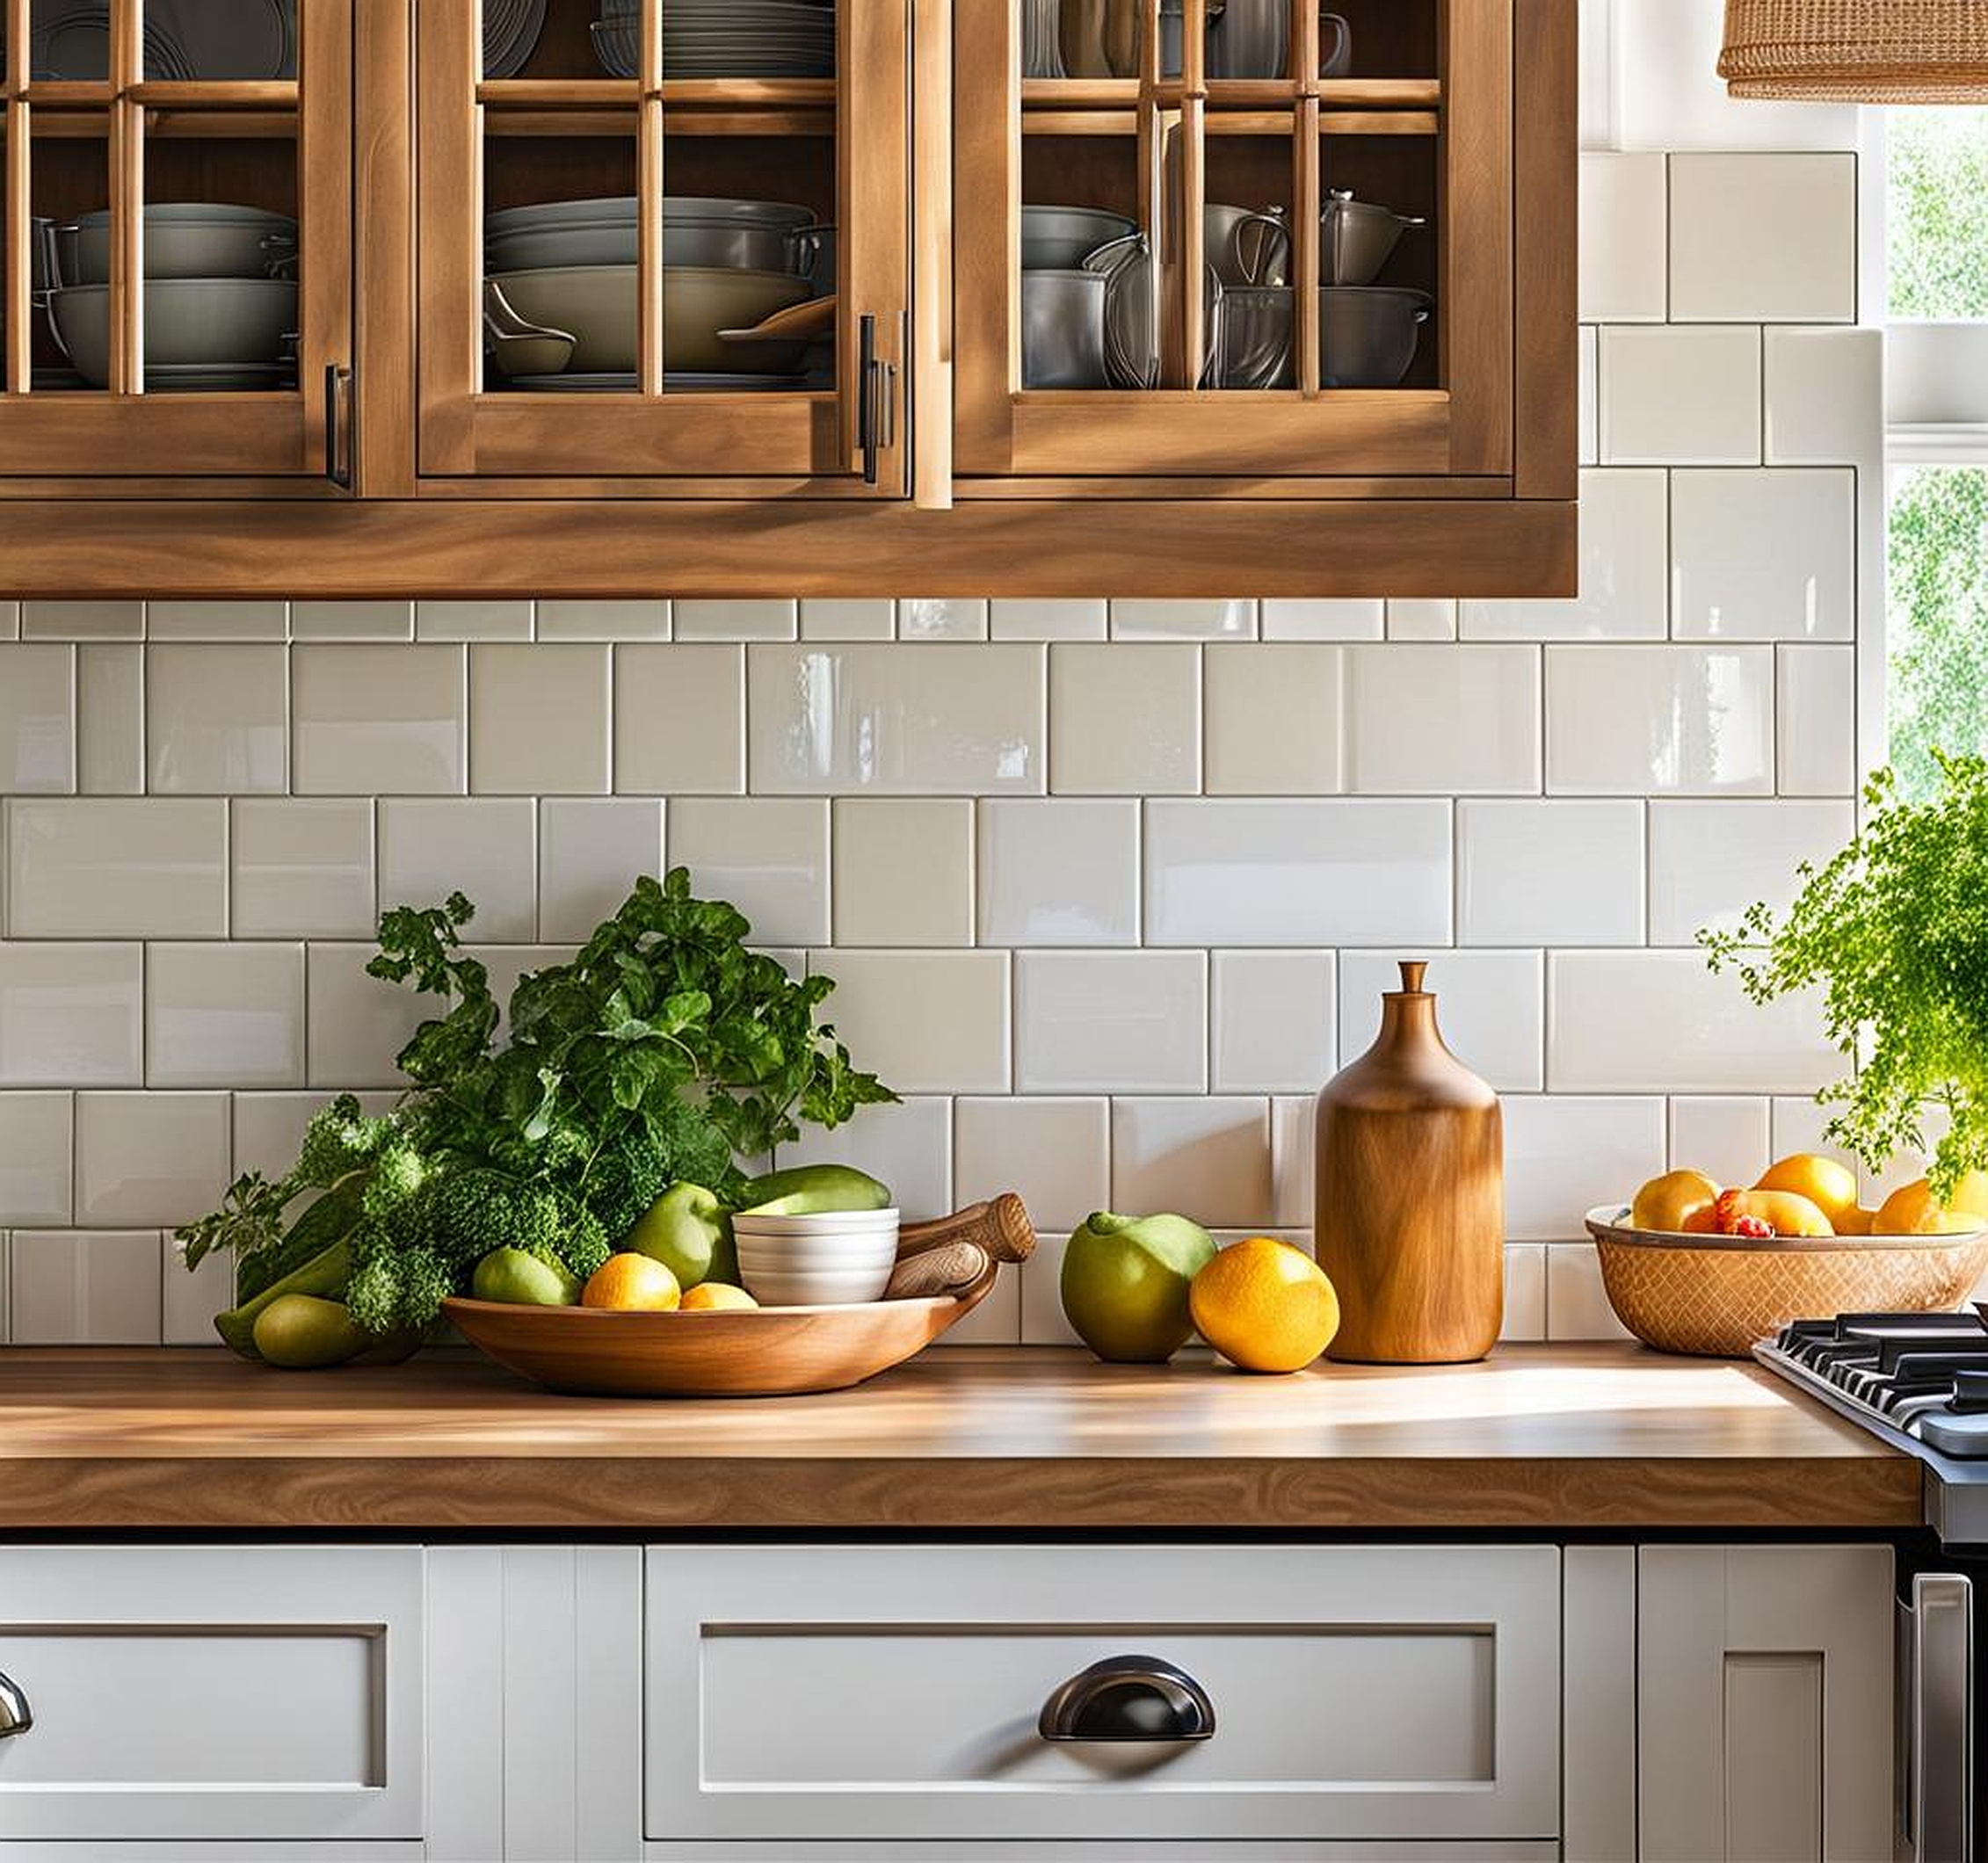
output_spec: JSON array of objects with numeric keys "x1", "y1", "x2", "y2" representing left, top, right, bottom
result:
[{"x1": 1702, "y1": 751, "x2": 1988, "y2": 1196}]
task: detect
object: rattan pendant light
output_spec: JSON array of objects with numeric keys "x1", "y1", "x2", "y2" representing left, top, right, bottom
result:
[{"x1": 1720, "y1": 0, "x2": 1988, "y2": 101}]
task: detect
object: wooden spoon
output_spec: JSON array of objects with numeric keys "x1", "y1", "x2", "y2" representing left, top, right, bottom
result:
[{"x1": 718, "y1": 294, "x2": 838, "y2": 345}]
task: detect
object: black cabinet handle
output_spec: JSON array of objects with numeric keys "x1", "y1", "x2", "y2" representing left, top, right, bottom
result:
[
  {"x1": 1038, "y1": 1655, "x2": 1215, "y2": 1743},
  {"x1": 323, "y1": 362, "x2": 354, "y2": 489},
  {"x1": 857, "y1": 313, "x2": 895, "y2": 487},
  {"x1": 0, "y1": 1666, "x2": 30, "y2": 1739}
]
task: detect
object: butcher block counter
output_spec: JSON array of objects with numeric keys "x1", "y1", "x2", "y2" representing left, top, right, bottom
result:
[{"x1": 0, "y1": 1343, "x2": 1919, "y2": 1533}]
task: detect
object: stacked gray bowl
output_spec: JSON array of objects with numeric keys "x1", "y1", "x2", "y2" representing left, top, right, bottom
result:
[
  {"x1": 1019, "y1": 205, "x2": 1136, "y2": 388},
  {"x1": 591, "y1": 0, "x2": 836, "y2": 78}
]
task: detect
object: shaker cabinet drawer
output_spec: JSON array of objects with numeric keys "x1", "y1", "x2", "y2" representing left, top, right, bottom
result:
[
  {"x1": 0, "y1": 1546, "x2": 424, "y2": 1843},
  {"x1": 643, "y1": 1544, "x2": 1560, "y2": 1845}
]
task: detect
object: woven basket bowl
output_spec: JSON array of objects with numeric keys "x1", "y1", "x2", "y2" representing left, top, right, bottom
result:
[{"x1": 1584, "y1": 1206, "x2": 1988, "y2": 1357}]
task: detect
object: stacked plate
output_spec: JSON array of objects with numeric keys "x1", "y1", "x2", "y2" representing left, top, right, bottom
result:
[
  {"x1": 26, "y1": 0, "x2": 295, "y2": 80},
  {"x1": 592, "y1": 0, "x2": 836, "y2": 79},
  {"x1": 483, "y1": 0, "x2": 548, "y2": 77}
]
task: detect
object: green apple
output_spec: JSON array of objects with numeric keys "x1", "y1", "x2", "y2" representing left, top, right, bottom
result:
[
  {"x1": 1060, "y1": 1211, "x2": 1217, "y2": 1364},
  {"x1": 471, "y1": 1246, "x2": 578, "y2": 1307},
  {"x1": 626, "y1": 1181, "x2": 736, "y2": 1289}
]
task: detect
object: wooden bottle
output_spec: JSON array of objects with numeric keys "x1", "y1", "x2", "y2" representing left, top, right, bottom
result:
[{"x1": 1313, "y1": 960, "x2": 1504, "y2": 1363}]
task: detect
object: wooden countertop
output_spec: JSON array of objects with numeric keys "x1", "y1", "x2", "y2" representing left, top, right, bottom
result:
[{"x1": 0, "y1": 1344, "x2": 1919, "y2": 1533}]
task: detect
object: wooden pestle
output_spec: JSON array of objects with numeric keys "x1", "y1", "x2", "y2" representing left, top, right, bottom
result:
[
  {"x1": 885, "y1": 1241, "x2": 990, "y2": 1301},
  {"x1": 896, "y1": 1192, "x2": 1036, "y2": 1265}
]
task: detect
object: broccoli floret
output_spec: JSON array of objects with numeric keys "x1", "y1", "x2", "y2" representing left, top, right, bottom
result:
[
  {"x1": 293, "y1": 1093, "x2": 395, "y2": 1189},
  {"x1": 581, "y1": 1133, "x2": 673, "y2": 1239},
  {"x1": 550, "y1": 1198, "x2": 611, "y2": 1283},
  {"x1": 361, "y1": 1138, "x2": 430, "y2": 1218},
  {"x1": 345, "y1": 1233, "x2": 453, "y2": 1337}
]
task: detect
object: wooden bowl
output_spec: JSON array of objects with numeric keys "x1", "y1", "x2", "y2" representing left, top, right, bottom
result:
[
  {"x1": 1584, "y1": 1206, "x2": 1988, "y2": 1357},
  {"x1": 440, "y1": 1259, "x2": 998, "y2": 1397}
]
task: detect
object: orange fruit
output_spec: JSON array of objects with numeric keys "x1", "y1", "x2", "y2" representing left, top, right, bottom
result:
[
  {"x1": 1875, "y1": 1179, "x2": 1951, "y2": 1237},
  {"x1": 1680, "y1": 1205, "x2": 1719, "y2": 1234},
  {"x1": 1187, "y1": 1237, "x2": 1339, "y2": 1374},
  {"x1": 580, "y1": 1252, "x2": 681, "y2": 1311},
  {"x1": 679, "y1": 1282, "x2": 758, "y2": 1312},
  {"x1": 1835, "y1": 1205, "x2": 1876, "y2": 1236},
  {"x1": 1754, "y1": 1154, "x2": 1860, "y2": 1229},
  {"x1": 1630, "y1": 1169, "x2": 1720, "y2": 1233}
]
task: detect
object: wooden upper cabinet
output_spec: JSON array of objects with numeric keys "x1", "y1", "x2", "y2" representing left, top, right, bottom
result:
[
  {"x1": 413, "y1": 0, "x2": 910, "y2": 495},
  {"x1": 953, "y1": 0, "x2": 1544, "y2": 492},
  {"x1": 0, "y1": 0, "x2": 353, "y2": 488}
]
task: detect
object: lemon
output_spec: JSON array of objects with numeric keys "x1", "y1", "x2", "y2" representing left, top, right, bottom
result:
[
  {"x1": 1876, "y1": 1179, "x2": 1955, "y2": 1236},
  {"x1": 679, "y1": 1282, "x2": 758, "y2": 1312},
  {"x1": 1754, "y1": 1154, "x2": 1860, "y2": 1229},
  {"x1": 1188, "y1": 1238, "x2": 1339, "y2": 1374},
  {"x1": 581, "y1": 1252, "x2": 681, "y2": 1311}
]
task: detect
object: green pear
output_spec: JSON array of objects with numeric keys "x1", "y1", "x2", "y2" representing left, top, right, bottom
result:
[
  {"x1": 736, "y1": 1163, "x2": 891, "y2": 1216},
  {"x1": 626, "y1": 1182, "x2": 736, "y2": 1289},
  {"x1": 1060, "y1": 1211, "x2": 1217, "y2": 1364},
  {"x1": 471, "y1": 1246, "x2": 578, "y2": 1308},
  {"x1": 250, "y1": 1294, "x2": 373, "y2": 1369}
]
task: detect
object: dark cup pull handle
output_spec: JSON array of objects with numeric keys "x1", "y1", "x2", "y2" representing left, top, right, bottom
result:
[
  {"x1": 323, "y1": 362, "x2": 353, "y2": 489},
  {"x1": 858, "y1": 313, "x2": 895, "y2": 487},
  {"x1": 0, "y1": 1667, "x2": 31, "y2": 1739},
  {"x1": 1038, "y1": 1655, "x2": 1215, "y2": 1743}
]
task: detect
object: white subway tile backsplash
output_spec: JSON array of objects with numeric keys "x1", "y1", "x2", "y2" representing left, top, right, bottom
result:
[
  {"x1": 537, "y1": 599, "x2": 670, "y2": 642},
  {"x1": 1457, "y1": 800, "x2": 1646, "y2": 946},
  {"x1": 231, "y1": 798, "x2": 374, "y2": 939},
  {"x1": 305, "y1": 944, "x2": 424, "y2": 1089},
  {"x1": 615, "y1": 644, "x2": 745, "y2": 794},
  {"x1": 1769, "y1": 1094, "x2": 1858, "y2": 1177},
  {"x1": 77, "y1": 645, "x2": 144, "y2": 795},
  {"x1": 537, "y1": 798, "x2": 665, "y2": 941},
  {"x1": 1599, "y1": 325, "x2": 1761, "y2": 465},
  {"x1": 1211, "y1": 951, "x2": 1335, "y2": 1093},
  {"x1": 8, "y1": 1230, "x2": 162, "y2": 1345},
  {"x1": 146, "y1": 942, "x2": 304, "y2": 1090},
  {"x1": 470, "y1": 643, "x2": 612, "y2": 795},
  {"x1": 978, "y1": 799, "x2": 1138, "y2": 946},
  {"x1": 1578, "y1": 326, "x2": 1598, "y2": 467},
  {"x1": 1671, "y1": 468, "x2": 1854, "y2": 642},
  {"x1": 670, "y1": 797, "x2": 830, "y2": 946},
  {"x1": 146, "y1": 644, "x2": 287, "y2": 794},
  {"x1": 1549, "y1": 950, "x2": 1835, "y2": 1092},
  {"x1": 1345, "y1": 645, "x2": 1542, "y2": 794},
  {"x1": 1777, "y1": 643, "x2": 1858, "y2": 796},
  {"x1": 0, "y1": 944, "x2": 143, "y2": 1087},
  {"x1": 1545, "y1": 1241, "x2": 1631, "y2": 1341},
  {"x1": 147, "y1": 600, "x2": 287, "y2": 641},
  {"x1": 954, "y1": 1097, "x2": 1110, "y2": 1231},
  {"x1": 0, "y1": 645, "x2": 75, "y2": 792},
  {"x1": 1502, "y1": 1095, "x2": 1666, "y2": 1240},
  {"x1": 379, "y1": 798, "x2": 538, "y2": 941},
  {"x1": 672, "y1": 599, "x2": 797, "y2": 642},
  {"x1": 23, "y1": 600, "x2": 141, "y2": 641},
  {"x1": 234, "y1": 1089, "x2": 395, "y2": 1183},
  {"x1": 1110, "y1": 598, "x2": 1254, "y2": 640},
  {"x1": 1019, "y1": 1233, "x2": 1082, "y2": 1345},
  {"x1": 799, "y1": 598, "x2": 895, "y2": 640},
  {"x1": 1384, "y1": 600, "x2": 1459, "y2": 642},
  {"x1": 806, "y1": 950, "x2": 1010, "y2": 1094},
  {"x1": 1460, "y1": 469, "x2": 1668, "y2": 640},
  {"x1": 163, "y1": 1231, "x2": 233, "y2": 1345},
  {"x1": 1578, "y1": 152, "x2": 1668, "y2": 321},
  {"x1": 1546, "y1": 646, "x2": 1774, "y2": 794},
  {"x1": 1204, "y1": 644, "x2": 1345, "y2": 794},
  {"x1": 1050, "y1": 644, "x2": 1198, "y2": 795},
  {"x1": 1647, "y1": 798, "x2": 1854, "y2": 945},
  {"x1": 1339, "y1": 951, "x2": 1544, "y2": 1092},
  {"x1": 751, "y1": 643, "x2": 1044, "y2": 795},
  {"x1": 990, "y1": 598, "x2": 1108, "y2": 642},
  {"x1": 775, "y1": 1096, "x2": 953, "y2": 1221},
  {"x1": 1112, "y1": 1097, "x2": 1273, "y2": 1229},
  {"x1": 293, "y1": 644, "x2": 466, "y2": 794},
  {"x1": 8, "y1": 798, "x2": 226, "y2": 938},
  {"x1": 415, "y1": 599, "x2": 534, "y2": 642},
  {"x1": 74, "y1": 1091, "x2": 230, "y2": 1227},
  {"x1": 1668, "y1": 153, "x2": 1856, "y2": 323},
  {"x1": 1261, "y1": 599, "x2": 1385, "y2": 642},
  {"x1": 835, "y1": 799, "x2": 975, "y2": 946},
  {"x1": 898, "y1": 598, "x2": 989, "y2": 641},
  {"x1": 1270, "y1": 1094, "x2": 1314, "y2": 1226},
  {"x1": 1502, "y1": 1243, "x2": 1548, "y2": 1342},
  {"x1": 1145, "y1": 800, "x2": 1451, "y2": 946},
  {"x1": 1764, "y1": 327, "x2": 1882, "y2": 466},
  {"x1": 290, "y1": 600, "x2": 413, "y2": 642},
  {"x1": 0, "y1": 1093, "x2": 72, "y2": 1225},
  {"x1": 1016, "y1": 951, "x2": 1206, "y2": 1093},
  {"x1": 1668, "y1": 1095, "x2": 1772, "y2": 1186}
]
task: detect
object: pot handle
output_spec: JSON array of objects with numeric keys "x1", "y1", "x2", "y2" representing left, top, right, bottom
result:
[
  {"x1": 1317, "y1": 10, "x2": 1351, "y2": 76},
  {"x1": 482, "y1": 277, "x2": 577, "y2": 348},
  {"x1": 1229, "y1": 207, "x2": 1290, "y2": 286}
]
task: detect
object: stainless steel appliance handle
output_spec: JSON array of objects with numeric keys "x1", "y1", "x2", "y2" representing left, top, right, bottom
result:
[
  {"x1": 1900, "y1": 1572, "x2": 1972, "y2": 1862},
  {"x1": 0, "y1": 1666, "x2": 30, "y2": 1739}
]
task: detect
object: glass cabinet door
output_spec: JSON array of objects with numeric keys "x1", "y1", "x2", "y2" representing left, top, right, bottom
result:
[
  {"x1": 416, "y1": 0, "x2": 908, "y2": 494},
  {"x1": 954, "y1": 0, "x2": 1513, "y2": 487},
  {"x1": 0, "y1": 0, "x2": 353, "y2": 485}
]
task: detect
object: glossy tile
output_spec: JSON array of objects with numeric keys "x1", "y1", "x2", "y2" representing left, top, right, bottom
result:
[
  {"x1": 1145, "y1": 800, "x2": 1452, "y2": 946},
  {"x1": 0, "y1": 644, "x2": 75, "y2": 792},
  {"x1": 614, "y1": 644, "x2": 745, "y2": 794},
  {"x1": 146, "y1": 600, "x2": 287, "y2": 641},
  {"x1": 290, "y1": 600, "x2": 414, "y2": 642},
  {"x1": 1549, "y1": 950, "x2": 1835, "y2": 1092},
  {"x1": 774, "y1": 1097, "x2": 953, "y2": 1221},
  {"x1": 1777, "y1": 644, "x2": 1857, "y2": 796},
  {"x1": 1049, "y1": 644, "x2": 1198, "y2": 795},
  {"x1": 1112, "y1": 1097, "x2": 1273, "y2": 1229},
  {"x1": 1385, "y1": 600, "x2": 1459, "y2": 642},
  {"x1": 77, "y1": 645, "x2": 143, "y2": 794},
  {"x1": 1669, "y1": 153, "x2": 1856, "y2": 323},
  {"x1": 1764, "y1": 327, "x2": 1882, "y2": 466},
  {"x1": 671, "y1": 599, "x2": 797, "y2": 642},
  {"x1": 1671, "y1": 469, "x2": 1854, "y2": 641},
  {"x1": 1270, "y1": 1094, "x2": 1314, "y2": 1227},
  {"x1": 8, "y1": 1231, "x2": 161, "y2": 1345},
  {"x1": 146, "y1": 942, "x2": 305, "y2": 1090},
  {"x1": 834, "y1": 799, "x2": 974, "y2": 946},
  {"x1": 231, "y1": 798, "x2": 375, "y2": 939},
  {"x1": 415, "y1": 599, "x2": 534, "y2": 642},
  {"x1": 23, "y1": 600, "x2": 141, "y2": 640},
  {"x1": 1495, "y1": 1243, "x2": 1543, "y2": 1342},
  {"x1": 1019, "y1": 1233, "x2": 1083, "y2": 1345},
  {"x1": 536, "y1": 599, "x2": 670, "y2": 641},
  {"x1": 1769, "y1": 1095, "x2": 1859, "y2": 1178},
  {"x1": 1460, "y1": 469, "x2": 1668, "y2": 640},
  {"x1": 74, "y1": 1091, "x2": 231, "y2": 1226},
  {"x1": 233, "y1": 1088, "x2": 394, "y2": 1183},
  {"x1": 1204, "y1": 644, "x2": 1345, "y2": 794},
  {"x1": 1339, "y1": 950, "x2": 1543, "y2": 1092},
  {"x1": 803, "y1": 950, "x2": 1010, "y2": 1093},
  {"x1": 537, "y1": 798, "x2": 664, "y2": 941},
  {"x1": 1669, "y1": 1095, "x2": 1773, "y2": 1187},
  {"x1": 935, "y1": 1263, "x2": 1022, "y2": 1345},
  {"x1": 1648, "y1": 799, "x2": 1854, "y2": 945},
  {"x1": 292, "y1": 644, "x2": 466, "y2": 794},
  {"x1": 1260, "y1": 599, "x2": 1384, "y2": 641},
  {"x1": 1545, "y1": 1241, "x2": 1632, "y2": 1341},
  {"x1": 1015, "y1": 950, "x2": 1206, "y2": 1093},
  {"x1": 954, "y1": 1097, "x2": 1110, "y2": 1233},
  {"x1": 1456, "y1": 800, "x2": 1646, "y2": 946},
  {"x1": 750, "y1": 644, "x2": 1044, "y2": 795},
  {"x1": 1346, "y1": 645, "x2": 1541, "y2": 794},
  {"x1": 1599, "y1": 325, "x2": 1761, "y2": 466},
  {"x1": 799, "y1": 598, "x2": 894, "y2": 641},
  {"x1": 1578, "y1": 152, "x2": 1667, "y2": 321},
  {"x1": 1110, "y1": 598, "x2": 1254, "y2": 640},
  {"x1": 669, "y1": 798, "x2": 830, "y2": 946},
  {"x1": 898, "y1": 598, "x2": 989, "y2": 641},
  {"x1": 977, "y1": 799, "x2": 1138, "y2": 946},
  {"x1": 1503, "y1": 1095, "x2": 1666, "y2": 1240},
  {"x1": 1578, "y1": 326, "x2": 1598, "y2": 466},
  {"x1": 0, "y1": 1093, "x2": 72, "y2": 1225},
  {"x1": 146, "y1": 644, "x2": 287, "y2": 794},
  {"x1": 7, "y1": 798, "x2": 226, "y2": 937},
  {"x1": 1211, "y1": 951, "x2": 1335, "y2": 1093},
  {"x1": 163, "y1": 1230, "x2": 234, "y2": 1345},
  {"x1": 0, "y1": 943, "x2": 142, "y2": 1086},
  {"x1": 989, "y1": 598, "x2": 1108, "y2": 642},
  {"x1": 378, "y1": 798, "x2": 538, "y2": 942},
  {"x1": 469, "y1": 643, "x2": 612, "y2": 794},
  {"x1": 1546, "y1": 646, "x2": 1774, "y2": 795},
  {"x1": 305, "y1": 943, "x2": 429, "y2": 1089}
]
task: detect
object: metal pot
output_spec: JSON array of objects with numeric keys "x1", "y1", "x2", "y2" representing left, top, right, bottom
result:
[
  {"x1": 1319, "y1": 190, "x2": 1427, "y2": 286},
  {"x1": 1208, "y1": 0, "x2": 1350, "y2": 77},
  {"x1": 1321, "y1": 285, "x2": 1432, "y2": 388},
  {"x1": 1083, "y1": 231, "x2": 1224, "y2": 389},
  {"x1": 47, "y1": 276, "x2": 298, "y2": 386},
  {"x1": 1213, "y1": 284, "x2": 1295, "y2": 388},
  {"x1": 1021, "y1": 204, "x2": 1138, "y2": 272},
  {"x1": 1020, "y1": 268, "x2": 1112, "y2": 388},
  {"x1": 1204, "y1": 203, "x2": 1290, "y2": 287},
  {"x1": 55, "y1": 203, "x2": 297, "y2": 286}
]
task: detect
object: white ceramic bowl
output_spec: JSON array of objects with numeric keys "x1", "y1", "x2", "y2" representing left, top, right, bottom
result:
[{"x1": 734, "y1": 1210, "x2": 900, "y2": 1308}]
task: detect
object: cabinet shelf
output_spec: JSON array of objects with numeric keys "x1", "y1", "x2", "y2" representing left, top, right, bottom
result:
[
  {"x1": 0, "y1": 106, "x2": 298, "y2": 137},
  {"x1": 1021, "y1": 76, "x2": 1440, "y2": 108},
  {"x1": 1022, "y1": 106, "x2": 1438, "y2": 136},
  {"x1": 476, "y1": 76, "x2": 836, "y2": 137}
]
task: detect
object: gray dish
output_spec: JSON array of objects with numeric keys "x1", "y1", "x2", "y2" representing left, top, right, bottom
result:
[
  {"x1": 57, "y1": 204, "x2": 297, "y2": 287},
  {"x1": 30, "y1": 0, "x2": 295, "y2": 80},
  {"x1": 47, "y1": 277, "x2": 298, "y2": 387},
  {"x1": 1322, "y1": 286, "x2": 1432, "y2": 388},
  {"x1": 484, "y1": 0, "x2": 548, "y2": 77},
  {"x1": 1021, "y1": 205, "x2": 1138, "y2": 272},
  {"x1": 485, "y1": 215, "x2": 823, "y2": 279},
  {"x1": 1020, "y1": 270, "x2": 1111, "y2": 389},
  {"x1": 485, "y1": 195, "x2": 815, "y2": 234}
]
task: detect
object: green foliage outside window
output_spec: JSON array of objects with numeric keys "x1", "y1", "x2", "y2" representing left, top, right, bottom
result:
[
  {"x1": 1889, "y1": 108, "x2": 1988, "y2": 318},
  {"x1": 1890, "y1": 468, "x2": 1988, "y2": 802}
]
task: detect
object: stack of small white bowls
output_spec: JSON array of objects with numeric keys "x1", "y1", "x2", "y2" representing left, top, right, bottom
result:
[{"x1": 732, "y1": 1208, "x2": 902, "y2": 1308}]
